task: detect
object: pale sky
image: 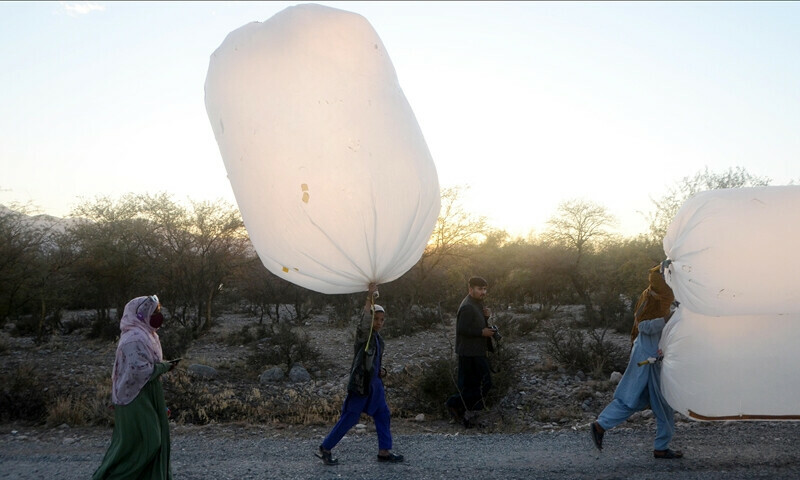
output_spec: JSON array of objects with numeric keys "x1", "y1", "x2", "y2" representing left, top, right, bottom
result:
[{"x1": 1, "y1": 1, "x2": 798, "y2": 237}]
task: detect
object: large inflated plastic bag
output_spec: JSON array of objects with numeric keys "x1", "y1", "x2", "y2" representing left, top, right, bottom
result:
[
  {"x1": 660, "y1": 185, "x2": 800, "y2": 420},
  {"x1": 205, "y1": 4, "x2": 440, "y2": 294},
  {"x1": 660, "y1": 308, "x2": 800, "y2": 420},
  {"x1": 663, "y1": 186, "x2": 800, "y2": 317}
]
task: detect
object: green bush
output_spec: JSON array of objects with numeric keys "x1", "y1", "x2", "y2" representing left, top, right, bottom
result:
[
  {"x1": 488, "y1": 311, "x2": 542, "y2": 340},
  {"x1": 88, "y1": 315, "x2": 119, "y2": 341},
  {"x1": 224, "y1": 323, "x2": 269, "y2": 346},
  {"x1": 390, "y1": 343, "x2": 520, "y2": 418},
  {"x1": 381, "y1": 304, "x2": 444, "y2": 338},
  {"x1": 542, "y1": 322, "x2": 627, "y2": 377},
  {"x1": 10, "y1": 315, "x2": 47, "y2": 338},
  {"x1": 0, "y1": 365, "x2": 50, "y2": 422},
  {"x1": 611, "y1": 308, "x2": 635, "y2": 336},
  {"x1": 394, "y1": 357, "x2": 458, "y2": 415},
  {"x1": 245, "y1": 322, "x2": 321, "y2": 372},
  {"x1": 484, "y1": 342, "x2": 521, "y2": 407},
  {"x1": 158, "y1": 323, "x2": 194, "y2": 360}
]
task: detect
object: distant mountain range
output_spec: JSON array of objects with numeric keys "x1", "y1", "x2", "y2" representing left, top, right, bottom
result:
[{"x1": 0, "y1": 204, "x2": 85, "y2": 234}]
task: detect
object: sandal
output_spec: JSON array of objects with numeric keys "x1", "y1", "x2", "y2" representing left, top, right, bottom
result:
[
  {"x1": 463, "y1": 410, "x2": 479, "y2": 429},
  {"x1": 315, "y1": 446, "x2": 339, "y2": 466},
  {"x1": 446, "y1": 404, "x2": 464, "y2": 423},
  {"x1": 377, "y1": 452, "x2": 404, "y2": 463},
  {"x1": 590, "y1": 421, "x2": 604, "y2": 451},
  {"x1": 654, "y1": 449, "x2": 683, "y2": 459}
]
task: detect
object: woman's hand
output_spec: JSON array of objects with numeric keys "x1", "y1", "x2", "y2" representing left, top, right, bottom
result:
[{"x1": 167, "y1": 358, "x2": 181, "y2": 372}]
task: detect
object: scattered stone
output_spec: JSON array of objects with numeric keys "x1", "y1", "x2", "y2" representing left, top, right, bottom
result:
[
  {"x1": 188, "y1": 364, "x2": 218, "y2": 379},
  {"x1": 259, "y1": 367, "x2": 285, "y2": 383},
  {"x1": 288, "y1": 365, "x2": 311, "y2": 382}
]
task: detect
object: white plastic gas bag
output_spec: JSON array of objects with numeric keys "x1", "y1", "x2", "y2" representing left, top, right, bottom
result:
[
  {"x1": 660, "y1": 185, "x2": 800, "y2": 420},
  {"x1": 663, "y1": 186, "x2": 800, "y2": 317},
  {"x1": 660, "y1": 308, "x2": 800, "y2": 420},
  {"x1": 205, "y1": 4, "x2": 440, "y2": 294}
]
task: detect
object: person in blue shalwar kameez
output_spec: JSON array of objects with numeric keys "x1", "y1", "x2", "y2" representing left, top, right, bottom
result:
[
  {"x1": 590, "y1": 264, "x2": 684, "y2": 459},
  {"x1": 316, "y1": 283, "x2": 404, "y2": 465}
]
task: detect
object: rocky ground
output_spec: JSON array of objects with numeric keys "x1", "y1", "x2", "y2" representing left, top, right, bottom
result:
[
  {"x1": 3, "y1": 419, "x2": 800, "y2": 479},
  {"x1": 2, "y1": 308, "x2": 800, "y2": 479}
]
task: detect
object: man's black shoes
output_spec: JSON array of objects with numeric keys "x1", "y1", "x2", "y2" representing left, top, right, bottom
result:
[
  {"x1": 377, "y1": 452, "x2": 404, "y2": 463},
  {"x1": 316, "y1": 446, "x2": 339, "y2": 466},
  {"x1": 446, "y1": 403, "x2": 464, "y2": 423},
  {"x1": 590, "y1": 421, "x2": 604, "y2": 451},
  {"x1": 654, "y1": 449, "x2": 683, "y2": 459}
]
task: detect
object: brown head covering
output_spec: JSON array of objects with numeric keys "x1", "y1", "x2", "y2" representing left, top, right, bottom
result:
[{"x1": 629, "y1": 264, "x2": 675, "y2": 344}]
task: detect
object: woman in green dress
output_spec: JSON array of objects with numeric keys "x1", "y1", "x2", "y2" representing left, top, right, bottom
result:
[{"x1": 93, "y1": 295, "x2": 176, "y2": 480}]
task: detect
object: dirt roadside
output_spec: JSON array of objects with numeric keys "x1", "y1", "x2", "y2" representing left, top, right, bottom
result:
[{"x1": 2, "y1": 419, "x2": 799, "y2": 479}]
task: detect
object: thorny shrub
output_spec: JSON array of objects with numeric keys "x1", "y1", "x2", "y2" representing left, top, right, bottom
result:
[
  {"x1": 88, "y1": 315, "x2": 120, "y2": 342},
  {"x1": 161, "y1": 368, "x2": 345, "y2": 425},
  {"x1": 44, "y1": 376, "x2": 115, "y2": 428},
  {"x1": 46, "y1": 395, "x2": 89, "y2": 427},
  {"x1": 158, "y1": 323, "x2": 195, "y2": 361},
  {"x1": 245, "y1": 322, "x2": 321, "y2": 373},
  {"x1": 162, "y1": 368, "x2": 249, "y2": 424},
  {"x1": 496, "y1": 311, "x2": 546, "y2": 339},
  {"x1": 224, "y1": 323, "x2": 269, "y2": 347},
  {"x1": 380, "y1": 304, "x2": 442, "y2": 338},
  {"x1": 541, "y1": 321, "x2": 628, "y2": 377},
  {"x1": 389, "y1": 343, "x2": 520, "y2": 420},
  {"x1": 0, "y1": 365, "x2": 50, "y2": 422}
]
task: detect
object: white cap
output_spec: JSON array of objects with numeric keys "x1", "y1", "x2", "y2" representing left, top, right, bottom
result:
[{"x1": 372, "y1": 304, "x2": 385, "y2": 314}]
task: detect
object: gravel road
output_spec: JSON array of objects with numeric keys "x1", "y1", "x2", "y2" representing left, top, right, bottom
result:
[{"x1": 2, "y1": 420, "x2": 799, "y2": 479}]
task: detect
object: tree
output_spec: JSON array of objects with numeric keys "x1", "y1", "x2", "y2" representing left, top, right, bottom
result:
[
  {"x1": 235, "y1": 255, "x2": 285, "y2": 323},
  {"x1": 645, "y1": 166, "x2": 770, "y2": 243},
  {"x1": 423, "y1": 186, "x2": 491, "y2": 273},
  {"x1": 68, "y1": 195, "x2": 152, "y2": 327},
  {"x1": 0, "y1": 203, "x2": 73, "y2": 338},
  {"x1": 68, "y1": 194, "x2": 248, "y2": 335},
  {"x1": 545, "y1": 199, "x2": 617, "y2": 323},
  {"x1": 139, "y1": 195, "x2": 248, "y2": 332},
  {"x1": 545, "y1": 199, "x2": 616, "y2": 265},
  {"x1": 586, "y1": 237, "x2": 661, "y2": 333},
  {"x1": 501, "y1": 238, "x2": 576, "y2": 311},
  {"x1": 390, "y1": 185, "x2": 494, "y2": 311},
  {"x1": 0, "y1": 204, "x2": 45, "y2": 321}
]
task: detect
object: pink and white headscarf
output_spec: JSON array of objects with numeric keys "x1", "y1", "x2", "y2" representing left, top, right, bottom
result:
[{"x1": 111, "y1": 295, "x2": 164, "y2": 405}]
